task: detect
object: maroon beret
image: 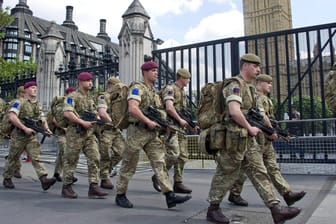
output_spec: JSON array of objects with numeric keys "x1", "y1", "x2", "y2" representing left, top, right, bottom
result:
[
  {"x1": 141, "y1": 61, "x2": 158, "y2": 71},
  {"x1": 24, "y1": 81, "x2": 37, "y2": 89},
  {"x1": 65, "y1": 87, "x2": 76, "y2": 94},
  {"x1": 77, "y1": 72, "x2": 93, "y2": 81}
]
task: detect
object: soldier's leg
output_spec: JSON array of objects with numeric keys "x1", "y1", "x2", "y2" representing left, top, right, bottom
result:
[
  {"x1": 164, "y1": 133, "x2": 179, "y2": 171},
  {"x1": 3, "y1": 137, "x2": 25, "y2": 188},
  {"x1": 25, "y1": 137, "x2": 56, "y2": 191},
  {"x1": 228, "y1": 169, "x2": 248, "y2": 206},
  {"x1": 264, "y1": 144, "x2": 306, "y2": 206},
  {"x1": 173, "y1": 133, "x2": 192, "y2": 193},
  {"x1": 83, "y1": 134, "x2": 108, "y2": 198},
  {"x1": 97, "y1": 130, "x2": 113, "y2": 189},
  {"x1": 54, "y1": 134, "x2": 66, "y2": 181},
  {"x1": 110, "y1": 131, "x2": 125, "y2": 172}
]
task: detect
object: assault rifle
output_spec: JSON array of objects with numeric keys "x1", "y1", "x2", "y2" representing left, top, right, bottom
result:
[
  {"x1": 77, "y1": 110, "x2": 115, "y2": 132},
  {"x1": 177, "y1": 108, "x2": 198, "y2": 129},
  {"x1": 142, "y1": 105, "x2": 185, "y2": 135},
  {"x1": 21, "y1": 117, "x2": 52, "y2": 143},
  {"x1": 269, "y1": 117, "x2": 297, "y2": 140}
]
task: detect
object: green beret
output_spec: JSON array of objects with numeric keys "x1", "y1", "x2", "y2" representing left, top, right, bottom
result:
[
  {"x1": 256, "y1": 74, "x2": 272, "y2": 82},
  {"x1": 241, "y1": 53, "x2": 261, "y2": 65},
  {"x1": 177, "y1": 68, "x2": 191, "y2": 78}
]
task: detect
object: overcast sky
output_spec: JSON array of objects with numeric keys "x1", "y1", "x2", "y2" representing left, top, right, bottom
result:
[{"x1": 4, "y1": 0, "x2": 336, "y2": 49}]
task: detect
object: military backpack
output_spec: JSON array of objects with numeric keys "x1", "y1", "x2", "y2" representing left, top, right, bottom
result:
[{"x1": 110, "y1": 82, "x2": 130, "y2": 129}]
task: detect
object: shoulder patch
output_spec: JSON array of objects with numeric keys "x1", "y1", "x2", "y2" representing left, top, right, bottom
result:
[
  {"x1": 12, "y1": 102, "x2": 20, "y2": 109},
  {"x1": 131, "y1": 88, "x2": 139, "y2": 95},
  {"x1": 232, "y1": 87, "x2": 240, "y2": 95},
  {"x1": 67, "y1": 97, "x2": 73, "y2": 105}
]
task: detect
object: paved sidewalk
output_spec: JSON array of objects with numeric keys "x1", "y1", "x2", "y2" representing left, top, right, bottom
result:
[{"x1": 0, "y1": 149, "x2": 335, "y2": 224}]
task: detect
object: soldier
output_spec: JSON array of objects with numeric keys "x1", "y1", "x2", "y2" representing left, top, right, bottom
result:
[
  {"x1": 206, "y1": 54, "x2": 301, "y2": 224},
  {"x1": 61, "y1": 72, "x2": 108, "y2": 199},
  {"x1": 51, "y1": 87, "x2": 78, "y2": 183},
  {"x1": 96, "y1": 76, "x2": 126, "y2": 190},
  {"x1": 115, "y1": 61, "x2": 191, "y2": 208},
  {"x1": 152, "y1": 68, "x2": 198, "y2": 194},
  {"x1": 2, "y1": 81, "x2": 56, "y2": 190},
  {"x1": 228, "y1": 74, "x2": 306, "y2": 207}
]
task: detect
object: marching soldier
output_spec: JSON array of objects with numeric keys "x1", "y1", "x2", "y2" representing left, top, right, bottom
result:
[
  {"x1": 2, "y1": 81, "x2": 56, "y2": 190},
  {"x1": 115, "y1": 61, "x2": 191, "y2": 208},
  {"x1": 61, "y1": 72, "x2": 108, "y2": 199}
]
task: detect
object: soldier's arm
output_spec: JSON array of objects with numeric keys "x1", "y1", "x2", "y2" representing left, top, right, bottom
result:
[
  {"x1": 165, "y1": 99, "x2": 188, "y2": 127},
  {"x1": 128, "y1": 99, "x2": 158, "y2": 129},
  {"x1": 8, "y1": 111, "x2": 35, "y2": 135},
  {"x1": 98, "y1": 107, "x2": 112, "y2": 123},
  {"x1": 64, "y1": 110, "x2": 94, "y2": 129}
]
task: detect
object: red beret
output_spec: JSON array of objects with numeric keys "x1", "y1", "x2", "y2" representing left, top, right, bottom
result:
[
  {"x1": 141, "y1": 61, "x2": 158, "y2": 71},
  {"x1": 24, "y1": 81, "x2": 37, "y2": 89},
  {"x1": 77, "y1": 72, "x2": 93, "y2": 81},
  {"x1": 65, "y1": 87, "x2": 76, "y2": 94}
]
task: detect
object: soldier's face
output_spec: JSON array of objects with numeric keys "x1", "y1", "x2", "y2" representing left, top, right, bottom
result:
[
  {"x1": 246, "y1": 63, "x2": 261, "y2": 78},
  {"x1": 145, "y1": 68, "x2": 158, "y2": 82},
  {"x1": 80, "y1": 79, "x2": 93, "y2": 90},
  {"x1": 25, "y1": 86, "x2": 37, "y2": 97}
]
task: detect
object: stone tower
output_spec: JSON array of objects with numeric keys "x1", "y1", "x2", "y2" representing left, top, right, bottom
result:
[
  {"x1": 242, "y1": 0, "x2": 293, "y2": 98},
  {"x1": 118, "y1": 0, "x2": 155, "y2": 84}
]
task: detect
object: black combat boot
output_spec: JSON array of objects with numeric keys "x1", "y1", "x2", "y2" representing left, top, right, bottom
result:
[
  {"x1": 173, "y1": 182, "x2": 192, "y2": 194},
  {"x1": 206, "y1": 204, "x2": 230, "y2": 224},
  {"x1": 53, "y1": 173, "x2": 62, "y2": 182},
  {"x1": 3, "y1": 178, "x2": 15, "y2": 189},
  {"x1": 115, "y1": 194, "x2": 133, "y2": 208},
  {"x1": 165, "y1": 191, "x2": 192, "y2": 208},
  {"x1": 39, "y1": 174, "x2": 56, "y2": 191},
  {"x1": 228, "y1": 192, "x2": 248, "y2": 206},
  {"x1": 62, "y1": 184, "x2": 78, "y2": 199},
  {"x1": 13, "y1": 170, "x2": 22, "y2": 179},
  {"x1": 151, "y1": 175, "x2": 161, "y2": 192},
  {"x1": 283, "y1": 191, "x2": 306, "y2": 206},
  {"x1": 271, "y1": 204, "x2": 301, "y2": 224},
  {"x1": 100, "y1": 179, "x2": 114, "y2": 189},
  {"x1": 88, "y1": 183, "x2": 108, "y2": 198}
]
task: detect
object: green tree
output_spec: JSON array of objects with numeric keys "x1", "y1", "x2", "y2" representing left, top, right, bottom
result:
[
  {"x1": 0, "y1": 7, "x2": 14, "y2": 39},
  {"x1": 0, "y1": 58, "x2": 37, "y2": 79}
]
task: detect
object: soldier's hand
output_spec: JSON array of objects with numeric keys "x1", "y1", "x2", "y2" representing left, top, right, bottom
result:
[
  {"x1": 81, "y1": 120, "x2": 96, "y2": 129},
  {"x1": 147, "y1": 120, "x2": 160, "y2": 130},
  {"x1": 248, "y1": 126, "x2": 260, "y2": 137},
  {"x1": 23, "y1": 127, "x2": 36, "y2": 136},
  {"x1": 266, "y1": 133, "x2": 278, "y2": 140},
  {"x1": 179, "y1": 119, "x2": 188, "y2": 128},
  {"x1": 45, "y1": 128, "x2": 53, "y2": 136}
]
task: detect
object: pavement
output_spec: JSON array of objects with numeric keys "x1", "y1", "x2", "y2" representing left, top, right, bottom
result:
[{"x1": 0, "y1": 144, "x2": 335, "y2": 224}]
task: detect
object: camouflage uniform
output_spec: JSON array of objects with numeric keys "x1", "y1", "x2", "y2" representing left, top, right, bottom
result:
[
  {"x1": 161, "y1": 83, "x2": 188, "y2": 183},
  {"x1": 96, "y1": 93, "x2": 125, "y2": 181},
  {"x1": 116, "y1": 81, "x2": 173, "y2": 194},
  {"x1": 2, "y1": 98, "x2": 50, "y2": 179},
  {"x1": 207, "y1": 75, "x2": 280, "y2": 208},
  {"x1": 62, "y1": 90, "x2": 100, "y2": 185}
]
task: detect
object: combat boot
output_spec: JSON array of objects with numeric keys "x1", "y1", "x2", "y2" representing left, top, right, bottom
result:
[
  {"x1": 173, "y1": 182, "x2": 192, "y2": 194},
  {"x1": 62, "y1": 184, "x2": 78, "y2": 199},
  {"x1": 115, "y1": 194, "x2": 133, "y2": 208},
  {"x1": 206, "y1": 204, "x2": 230, "y2": 224},
  {"x1": 165, "y1": 191, "x2": 192, "y2": 208},
  {"x1": 151, "y1": 175, "x2": 161, "y2": 192},
  {"x1": 283, "y1": 191, "x2": 306, "y2": 206},
  {"x1": 3, "y1": 178, "x2": 15, "y2": 189},
  {"x1": 271, "y1": 204, "x2": 301, "y2": 224},
  {"x1": 228, "y1": 193, "x2": 248, "y2": 206},
  {"x1": 53, "y1": 173, "x2": 62, "y2": 182},
  {"x1": 39, "y1": 175, "x2": 56, "y2": 191},
  {"x1": 88, "y1": 183, "x2": 108, "y2": 199},
  {"x1": 14, "y1": 170, "x2": 22, "y2": 179},
  {"x1": 100, "y1": 179, "x2": 114, "y2": 189}
]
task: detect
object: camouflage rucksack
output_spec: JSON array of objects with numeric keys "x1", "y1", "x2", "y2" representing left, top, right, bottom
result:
[
  {"x1": 110, "y1": 82, "x2": 130, "y2": 129},
  {"x1": 0, "y1": 99, "x2": 23, "y2": 137},
  {"x1": 48, "y1": 96, "x2": 67, "y2": 129},
  {"x1": 197, "y1": 77, "x2": 244, "y2": 155},
  {"x1": 325, "y1": 63, "x2": 336, "y2": 114}
]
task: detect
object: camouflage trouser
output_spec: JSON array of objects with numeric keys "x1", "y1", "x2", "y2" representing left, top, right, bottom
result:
[
  {"x1": 98, "y1": 128, "x2": 125, "y2": 180},
  {"x1": 54, "y1": 129, "x2": 66, "y2": 175},
  {"x1": 230, "y1": 141, "x2": 291, "y2": 198},
  {"x1": 165, "y1": 130, "x2": 188, "y2": 183},
  {"x1": 207, "y1": 129, "x2": 248, "y2": 205},
  {"x1": 241, "y1": 138, "x2": 280, "y2": 207},
  {"x1": 62, "y1": 126, "x2": 100, "y2": 185},
  {"x1": 116, "y1": 125, "x2": 173, "y2": 194},
  {"x1": 261, "y1": 142, "x2": 291, "y2": 195},
  {"x1": 2, "y1": 129, "x2": 47, "y2": 179}
]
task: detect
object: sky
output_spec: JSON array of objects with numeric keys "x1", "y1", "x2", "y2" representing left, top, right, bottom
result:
[{"x1": 3, "y1": 0, "x2": 336, "y2": 49}]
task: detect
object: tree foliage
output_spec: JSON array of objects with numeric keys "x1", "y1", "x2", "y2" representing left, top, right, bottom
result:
[
  {"x1": 0, "y1": 57, "x2": 37, "y2": 79},
  {"x1": 0, "y1": 7, "x2": 14, "y2": 39}
]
